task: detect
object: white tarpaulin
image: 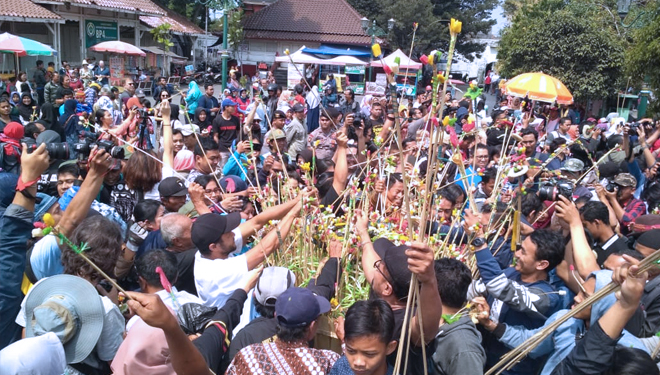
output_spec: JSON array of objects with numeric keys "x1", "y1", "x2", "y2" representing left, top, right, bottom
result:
[{"x1": 370, "y1": 49, "x2": 421, "y2": 70}]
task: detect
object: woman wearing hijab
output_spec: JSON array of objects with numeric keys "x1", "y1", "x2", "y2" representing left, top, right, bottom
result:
[
  {"x1": 193, "y1": 107, "x2": 210, "y2": 131},
  {"x1": 185, "y1": 81, "x2": 201, "y2": 118},
  {"x1": 17, "y1": 92, "x2": 38, "y2": 124},
  {"x1": 360, "y1": 94, "x2": 373, "y2": 118},
  {"x1": 9, "y1": 91, "x2": 21, "y2": 107},
  {"x1": 60, "y1": 99, "x2": 79, "y2": 157}
]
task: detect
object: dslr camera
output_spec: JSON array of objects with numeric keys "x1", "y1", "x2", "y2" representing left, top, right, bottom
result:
[
  {"x1": 605, "y1": 180, "x2": 618, "y2": 193},
  {"x1": 73, "y1": 131, "x2": 125, "y2": 159},
  {"x1": 538, "y1": 178, "x2": 574, "y2": 201},
  {"x1": 23, "y1": 138, "x2": 69, "y2": 160}
]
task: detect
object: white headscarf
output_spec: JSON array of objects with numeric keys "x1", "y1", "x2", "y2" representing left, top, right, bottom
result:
[{"x1": 306, "y1": 85, "x2": 320, "y2": 109}]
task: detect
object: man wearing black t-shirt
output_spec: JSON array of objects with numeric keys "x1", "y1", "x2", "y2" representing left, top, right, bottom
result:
[
  {"x1": 212, "y1": 98, "x2": 240, "y2": 170},
  {"x1": 579, "y1": 201, "x2": 630, "y2": 267}
]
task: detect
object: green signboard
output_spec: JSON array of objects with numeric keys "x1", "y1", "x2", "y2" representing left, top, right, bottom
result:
[
  {"x1": 345, "y1": 65, "x2": 365, "y2": 75},
  {"x1": 85, "y1": 20, "x2": 118, "y2": 49}
]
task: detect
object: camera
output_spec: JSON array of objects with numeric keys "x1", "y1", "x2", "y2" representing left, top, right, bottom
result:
[
  {"x1": 132, "y1": 105, "x2": 154, "y2": 118},
  {"x1": 24, "y1": 138, "x2": 70, "y2": 160},
  {"x1": 73, "y1": 132, "x2": 125, "y2": 159},
  {"x1": 538, "y1": 178, "x2": 574, "y2": 201},
  {"x1": 605, "y1": 180, "x2": 618, "y2": 193}
]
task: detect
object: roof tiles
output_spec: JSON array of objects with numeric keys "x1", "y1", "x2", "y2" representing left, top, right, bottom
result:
[
  {"x1": 0, "y1": 0, "x2": 63, "y2": 20},
  {"x1": 243, "y1": 0, "x2": 371, "y2": 45},
  {"x1": 32, "y1": 0, "x2": 165, "y2": 15}
]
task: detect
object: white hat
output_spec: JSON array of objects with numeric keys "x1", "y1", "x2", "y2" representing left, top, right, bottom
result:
[
  {"x1": 0, "y1": 332, "x2": 66, "y2": 375},
  {"x1": 175, "y1": 122, "x2": 200, "y2": 136},
  {"x1": 25, "y1": 275, "x2": 105, "y2": 364}
]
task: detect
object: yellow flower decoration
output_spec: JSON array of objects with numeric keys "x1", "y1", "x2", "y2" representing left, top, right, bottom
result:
[
  {"x1": 284, "y1": 48, "x2": 290, "y2": 55},
  {"x1": 300, "y1": 162, "x2": 311, "y2": 172},
  {"x1": 371, "y1": 43, "x2": 382, "y2": 58},
  {"x1": 43, "y1": 213, "x2": 55, "y2": 228},
  {"x1": 450, "y1": 18, "x2": 462, "y2": 36},
  {"x1": 443, "y1": 116, "x2": 450, "y2": 126},
  {"x1": 330, "y1": 297, "x2": 339, "y2": 308}
]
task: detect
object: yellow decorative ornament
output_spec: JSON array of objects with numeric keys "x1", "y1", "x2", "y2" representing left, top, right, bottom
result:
[
  {"x1": 43, "y1": 213, "x2": 55, "y2": 228},
  {"x1": 450, "y1": 18, "x2": 462, "y2": 35},
  {"x1": 284, "y1": 49, "x2": 290, "y2": 55},
  {"x1": 428, "y1": 50, "x2": 437, "y2": 65},
  {"x1": 371, "y1": 43, "x2": 382, "y2": 58},
  {"x1": 443, "y1": 116, "x2": 450, "y2": 126}
]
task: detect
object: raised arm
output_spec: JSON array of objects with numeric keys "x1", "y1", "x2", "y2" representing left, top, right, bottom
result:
[
  {"x1": 332, "y1": 132, "x2": 349, "y2": 193},
  {"x1": 57, "y1": 149, "x2": 113, "y2": 237},
  {"x1": 245, "y1": 200, "x2": 301, "y2": 269},
  {"x1": 555, "y1": 196, "x2": 599, "y2": 278},
  {"x1": 356, "y1": 209, "x2": 378, "y2": 284},
  {"x1": 407, "y1": 242, "x2": 442, "y2": 346},
  {"x1": 237, "y1": 194, "x2": 300, "y2": 241},
  {"x1": 161, "y1": 100, "x2": 174, "y2": 168}
]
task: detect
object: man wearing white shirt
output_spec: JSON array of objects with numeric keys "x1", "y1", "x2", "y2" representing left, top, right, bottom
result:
[{"x1": 191, "y1": 191, "x2": 307, "y2": 331}]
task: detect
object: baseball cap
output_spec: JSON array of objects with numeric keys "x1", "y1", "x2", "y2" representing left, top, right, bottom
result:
[
  {"x1": 254, "y1": 267, "x2": 296, "y2": 307},
  {"x1": 636, "y1": 229, "x2": 660, "y2": 250},
  {"x1": 372, "y1": 238, "x2": 412, "y2": 300},
  {"x1": 158, "y1": 177, "x2": 187, "y2": 197},
  {"x1": 275, "y1": 287, "x2": 330, "y2": 327},
  {"x1": 135, "y1": 89, "x2": 146, "y2": 98},
  {"x1": 561, "y1": 158, "x2": 584, "y2": 173},
  {"x1": 273, "y1": 110, "x2": 287, "y2": 120},
  {"x1": 219, "y1": 175, "x2": 247, "y2": 193},
  {"x1": 267, "y1": 128, "x2": 286, "y2": 142},
  {"x1": 191, "y1": 212, "x2": 241, "y2": 252},
  {"x1": 614, "y1": 173, "x2": 636, "y2": 187},
  {"x1": 222, "y1": 98, "x2": 237, "y2": 108},
  {"x1": 292, "y1": 103, "x2": 305, "y2": 113}
]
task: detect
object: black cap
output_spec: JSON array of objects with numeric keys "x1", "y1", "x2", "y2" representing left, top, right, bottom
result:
[
  {"x1": 275, "y1": 287, "x2": 330, "y2": 327},
  {"x1": 373, "y1": 238, "x2": 412, "y2": 300},
  {"x1": 273, "y1": 110, "x2": 287, "y2": 120},
  {"x1": 191, "y1": 212, "x2": 241, "y2": 252},
  {"x1": 158, "y1": 177, "x2": 187, "y2": 197},
  {"x1": 292, "y1": 103, "x2": 305, "y2": 113}
]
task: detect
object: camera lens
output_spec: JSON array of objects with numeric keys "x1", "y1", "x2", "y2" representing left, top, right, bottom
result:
[
  {"x1": 45, "y1": 143, "x2": 69, "y2": 160},
  {"x1": 109, "y1": 146, "x2": 125, "y2": 160},
  {"x1": 537, "y1": 185, "x2": 556, "y2": 202}
]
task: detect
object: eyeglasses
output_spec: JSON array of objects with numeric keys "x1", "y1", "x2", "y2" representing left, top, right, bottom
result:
[
  {"x1": 373, "y1": 260, "x2": 394, "y2": 286},
  {"x1": 205, "y1": 188, "x2": 221, "y2": 195},
  {"x1": 161, "y1": 94, "x2": 170, "y2": 98}
]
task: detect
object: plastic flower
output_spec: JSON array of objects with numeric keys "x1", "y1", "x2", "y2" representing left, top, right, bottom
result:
[
  {"x1": 43, "y1": 213, "x2": 55, "y2": 228},
  {"x1": 450, "y1": 18, "x2": 462, "y2": 35},
  {"x1": 420, "y1": 55, "x2": 429, "y2": 65},
  {"x1": 284, "y1": 48, "x2": 290, "y2": 55},
  {"x1": 372, "y1": 43, "x2": 382, "y2": 58}
]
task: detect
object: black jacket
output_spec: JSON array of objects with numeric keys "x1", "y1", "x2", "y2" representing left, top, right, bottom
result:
[{"x1": 551, "y1": 321, "x2": 618, "y2": 375}]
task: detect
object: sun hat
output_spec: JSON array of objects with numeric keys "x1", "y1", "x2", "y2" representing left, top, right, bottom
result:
[{"x1": 25, "y1": 274, "x2": 105, "y2": 364}]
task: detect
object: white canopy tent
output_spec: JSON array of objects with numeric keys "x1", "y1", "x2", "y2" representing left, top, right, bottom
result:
[
  {"x1": 275, "y1": 46, "x2": 368, "y2": 66},
  {"x1": 370, "y1": 49, "x2": 421, "y2": 70}
]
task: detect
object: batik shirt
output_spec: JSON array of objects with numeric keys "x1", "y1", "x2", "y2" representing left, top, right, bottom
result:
[{"x1": 227, "y1": 339, "x2": 339, "y2": 375}]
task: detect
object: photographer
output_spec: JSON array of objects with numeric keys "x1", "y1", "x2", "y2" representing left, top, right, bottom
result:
[{"x1": 597, "y1": 173, "x2": 646, "y2": 235}]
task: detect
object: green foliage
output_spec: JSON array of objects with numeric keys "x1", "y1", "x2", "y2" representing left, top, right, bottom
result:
[
  {"x1": 497, "y1": 2, "x2": 625, "y2": 101},
  {"x1": 625, "y1": 1, "x2": 660, "y2": 113},
  {"x1": 150, "y1": 23, "x2": 174, "y2": 52},
  {"x1": 346, "y1": 0, "x2": 498, "y2": 59}
]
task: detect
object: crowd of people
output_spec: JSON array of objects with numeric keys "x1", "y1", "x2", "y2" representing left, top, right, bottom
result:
[{"x1": 1, "y1": 56, "x2": 660, "y2": 375}]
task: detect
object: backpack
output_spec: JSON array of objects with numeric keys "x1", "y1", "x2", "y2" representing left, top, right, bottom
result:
[{"x1": 0, "y1": 137, "x2": 22, "y2": 174}]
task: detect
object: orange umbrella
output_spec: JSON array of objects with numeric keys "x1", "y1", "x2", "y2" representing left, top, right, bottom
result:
[{"x1": 505, "y1": 72, "x2": 573, "y2": 105}]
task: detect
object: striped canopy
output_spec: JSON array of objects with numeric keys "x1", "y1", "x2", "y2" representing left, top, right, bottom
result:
[
  {"x1": 505, "y1": 72, "x2": 573, "y2": 105},
  {"x1": 0, "y1": 32, "x2": 57, "y2": 57}
]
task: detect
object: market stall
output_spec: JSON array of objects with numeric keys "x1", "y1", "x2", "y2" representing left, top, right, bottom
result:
[
  {"x1": 90, "y1": 41, "x2": 146, "y2": 86},
  {"x1": 369, "y1": 49, "x2": 422, "y2": 96}
]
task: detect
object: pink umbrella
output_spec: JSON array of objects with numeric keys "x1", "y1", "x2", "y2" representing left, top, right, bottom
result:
[{"x1": 89, "y1": 41, "x2": 146, "y2": 56}]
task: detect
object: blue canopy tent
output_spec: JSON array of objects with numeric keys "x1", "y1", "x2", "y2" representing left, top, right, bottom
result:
[{"x1": 302, "y1": 45, "x2": 371, "y2": 57}]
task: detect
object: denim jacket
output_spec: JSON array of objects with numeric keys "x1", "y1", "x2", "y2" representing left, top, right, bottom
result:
[{"x1": 0, "y1": 203, "x2": 34, "y2": 349}]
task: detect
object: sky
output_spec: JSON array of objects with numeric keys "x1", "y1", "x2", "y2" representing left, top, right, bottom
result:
[{"x1": 490, "y1": 5, "x2": 509, "y2": 36}]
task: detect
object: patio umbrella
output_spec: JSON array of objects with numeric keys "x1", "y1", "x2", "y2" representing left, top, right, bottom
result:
[
  {"x1": 505, "y1": 72, "x2": 573, "y2": 105},
  {"x1": 90, "y1": 41, "x2": 146, "y2": 56},
  {"x1": 0, "y1": 32, "x2": 57, "y2": 56}
]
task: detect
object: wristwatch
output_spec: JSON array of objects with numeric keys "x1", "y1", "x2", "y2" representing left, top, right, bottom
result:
[{"x1": 470, "y1": 237, "x2": 487, "y2": 249}]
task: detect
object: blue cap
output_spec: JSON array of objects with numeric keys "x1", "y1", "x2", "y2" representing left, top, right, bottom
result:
[
  {"x1": 275, "y1": 287, "x2": 330, "y2": 327},
  {"x1": 34, "y1": 193, "x2": 58, "y2": 223},
  {"x1": 222, "y1": 98, "x2": 237, "y2": 109}
]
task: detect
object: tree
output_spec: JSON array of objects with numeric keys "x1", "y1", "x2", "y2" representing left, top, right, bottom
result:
[
  {"x1": 625, "y1": 1, "x2": 660, "y2": 114},
  {"x1": 346, "y1": 0, "x2": 497, "y2": 59},
  {"x1": 497, "y1": 1, "x2": 625, "y2": 102},
  {"x1": 150, "y1": 23, "x2": 174, "y2": 52}
]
